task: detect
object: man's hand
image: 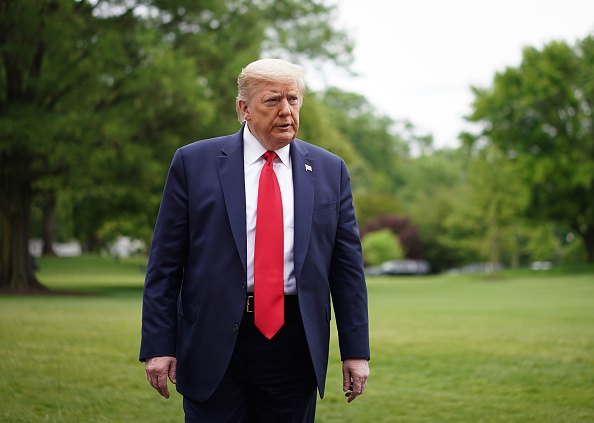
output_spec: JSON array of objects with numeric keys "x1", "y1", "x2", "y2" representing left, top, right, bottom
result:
[
  {"x1": 342, "y1": 358, "x2": 370, "y2": 403},
  {"x1": 145, "y1": 356, "x2": 177, "y2": 399}
]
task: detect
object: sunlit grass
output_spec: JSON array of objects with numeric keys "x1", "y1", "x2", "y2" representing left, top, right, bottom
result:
[
  {"x1": 320, "y1": 273, "x2": 594, "y2": 422},
  {"x1": 0, "y1": 256, "x2": 592, "y2": 422}
]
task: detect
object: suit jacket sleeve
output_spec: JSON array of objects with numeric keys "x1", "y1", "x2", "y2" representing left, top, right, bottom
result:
[
  {"x1": 139, "y1": 149, "x2": 189, "y2": 361},
  {"x1": 329, "y1": 159, "x2": 370, "y2": 361}
]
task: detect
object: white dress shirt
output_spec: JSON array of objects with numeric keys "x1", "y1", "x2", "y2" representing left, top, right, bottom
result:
[{"x1": 243, "y1": 125, "x2": 296, "y2": 294}]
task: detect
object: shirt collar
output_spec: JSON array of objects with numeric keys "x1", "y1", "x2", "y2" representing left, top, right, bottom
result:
[{"x1": 243, "y1": 124, "x2": 291, "y2": 168}]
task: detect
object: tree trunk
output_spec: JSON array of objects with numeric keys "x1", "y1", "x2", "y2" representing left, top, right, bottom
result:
[
  {"x1": 41, "y1": 191, "x2": 57, "y2": 256},
  {"x1": 580, "y1": 225, "x2": 594, "y2": 263},
  {"x1": 0, "y1": 152, "x2": 48, "y2": 292},
  {"x1": 0, "y1": 212, "x2": 11, "y2": 286}
]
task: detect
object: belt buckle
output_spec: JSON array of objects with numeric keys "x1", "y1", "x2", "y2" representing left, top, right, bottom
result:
[{"x1": 246, "y1": 295, "x2": 254, "y2": 313}]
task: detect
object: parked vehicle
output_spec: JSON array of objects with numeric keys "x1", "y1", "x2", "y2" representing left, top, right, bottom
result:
[{"x1": 366, "y1": 259, "x2": 430, "y2": 276}]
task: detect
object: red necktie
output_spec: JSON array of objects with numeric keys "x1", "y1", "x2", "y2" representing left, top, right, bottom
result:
[{"x1": 254, "y1": 151, "x2": 284, "y2": 339}]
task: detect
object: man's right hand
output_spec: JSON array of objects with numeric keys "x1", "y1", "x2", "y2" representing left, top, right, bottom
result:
[{"x1": 145, "y1": 356, "x2": 177, "y2": 398}]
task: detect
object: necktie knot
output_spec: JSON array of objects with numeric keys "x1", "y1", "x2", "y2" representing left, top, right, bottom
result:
[{"x1": 263, "y1": 151, "x2": 277, "y2": 164}]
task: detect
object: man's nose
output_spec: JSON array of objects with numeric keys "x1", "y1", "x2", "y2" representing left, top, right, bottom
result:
[{"x1": 278, "y1": 99, "x2": 291, "y2": 115}]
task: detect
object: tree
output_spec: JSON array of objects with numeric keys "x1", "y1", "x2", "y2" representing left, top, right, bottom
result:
[
  {"x1": 0, "y1": 0, "x2": 213, "y2": 290},
  {"x1": 399, "y1": 148, "x2": 466, "y2": 272},
  {"x1": 468, "y1": 35, "x2": 594, "y2": 262},
  {"x1": 321, "y1": 88, "x2": 408, "y2": 193},
  {"x1": 298, "y1": 93, "x2": 359, "y2": 166},
  {"x1": 353, "y1": 193, "x2": 401, "y2": 228},
  {"x1": 443, "y1": 145, "x2": 530, "y2": 267},
  {"x1": 0, "y1": 0, "x2": 355, "y2": 291}
]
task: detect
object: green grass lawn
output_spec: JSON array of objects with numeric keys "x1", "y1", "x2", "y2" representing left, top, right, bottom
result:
[{"x1": 1, "y1": 256, "x2": 593, "y2": 422}]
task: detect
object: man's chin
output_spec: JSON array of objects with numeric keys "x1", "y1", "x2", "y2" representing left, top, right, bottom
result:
[
  {"x1": 273, "y1": 138, "x2": 294, "y2": 150},
  {"x1": 273, "y1": 132, "x2": 296, "y2": 145}
]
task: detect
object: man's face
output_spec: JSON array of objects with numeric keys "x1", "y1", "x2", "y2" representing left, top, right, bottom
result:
[{"x1": 238, "y1": 81, "x2": 301, "y2": 151}]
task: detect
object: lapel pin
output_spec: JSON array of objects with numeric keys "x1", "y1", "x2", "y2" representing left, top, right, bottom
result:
[{"x1": 305, "y1": 164, "x2": 313, "y2": 172}]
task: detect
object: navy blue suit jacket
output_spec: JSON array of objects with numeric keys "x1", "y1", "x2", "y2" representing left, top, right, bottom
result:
[{"x1": 140, "y1": 127, "x2": 369, "y2": 401}]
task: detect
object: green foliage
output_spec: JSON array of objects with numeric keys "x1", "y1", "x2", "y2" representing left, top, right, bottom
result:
[
  {"x1": 5, "y1": 1, "x2": 592, "y2": 285},
  {"x1": 468, "y1": 36, "x2": 594, "y2": 262},
  {"x1": 353, "y1": 193, "x2": 400, "y2": 227},
  {"x1": 398, "y1": 148, "x2": 463, "y2": 213},
  {"x1": 398, "y1": 149, "x2": 465, "y2": 271},
  {"x1": 444, "y1": 145, "x2": 531, "y2": 266},
  {"x1": 298, "y1": 93, "x2": 358, "y2": 165},
  {"x1": 2, "y1": 256, "x2": 593, "y2": 422},
  {"x1": 521, "y1": 223, "x2": 561, "y2": 262},
  {"x1": 321, "y1": 88, "x2": 408, "y2": 193},
  {"x1": 559, "y1": 235, "x2": 588, "y2": 264},
  {"x1": 0, "y1": 0, "x2": 357, "y2": 288},
  {"x1": 361, "y1": 228, "x2": 404, "y2": 266}
]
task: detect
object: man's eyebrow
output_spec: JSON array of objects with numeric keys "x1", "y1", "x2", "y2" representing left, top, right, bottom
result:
[{"x1": 262, "y1": 92, "x2": 299, "y2": 100}]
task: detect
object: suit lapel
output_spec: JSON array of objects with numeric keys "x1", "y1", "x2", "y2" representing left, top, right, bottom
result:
[
  {"x1": 291, "y1": 139, "x2": 315, "y2": 278},
  {"x1": 218, "y1": 129, "x2": 247, "y2": 271}
]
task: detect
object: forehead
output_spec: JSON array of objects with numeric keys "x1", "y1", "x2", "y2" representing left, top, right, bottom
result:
[{"x1": 255, "y1": 80, "x2": 300, "y2": 96}]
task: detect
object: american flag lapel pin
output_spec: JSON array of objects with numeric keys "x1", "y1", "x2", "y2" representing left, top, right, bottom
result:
[{"x1": 305, "y1": 164, "x2": 313, "y2": 172}]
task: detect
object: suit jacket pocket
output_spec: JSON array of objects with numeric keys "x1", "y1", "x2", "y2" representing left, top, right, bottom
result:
[
  {"x1": 313, "y1": 201, "x2": 337, "y2": 215},
  {"x1": 178, "y1": 299, "x2": 199, "y2": 323}
]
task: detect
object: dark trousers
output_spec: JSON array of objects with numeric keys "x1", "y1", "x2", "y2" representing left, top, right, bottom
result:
[{"x1": 183, "y1": 295, "x2": 318, "y2": 423}]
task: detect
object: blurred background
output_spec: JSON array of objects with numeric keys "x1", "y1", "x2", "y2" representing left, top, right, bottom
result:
[{"x1": 1, "y1": 0, "x2": 593, "y2": 288}]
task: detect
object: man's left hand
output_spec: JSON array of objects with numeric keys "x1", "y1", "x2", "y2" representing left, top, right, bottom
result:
[{"x1": 342, "y1": 358, "x2": 370, "y2": 403}]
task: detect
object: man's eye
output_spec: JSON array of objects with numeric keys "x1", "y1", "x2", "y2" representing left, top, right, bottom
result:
[{"x1": 289, "y1": 97, "x2": 299, "y2": 104}]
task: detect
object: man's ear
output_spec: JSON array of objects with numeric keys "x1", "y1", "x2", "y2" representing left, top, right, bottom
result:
[{"x1": 238, "y1": 100, "x2": 250, "y2": 121}]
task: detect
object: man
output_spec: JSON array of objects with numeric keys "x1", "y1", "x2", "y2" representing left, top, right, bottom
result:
[{"x1": 140, "y1": 58, "x2": 370, "y2": 422}]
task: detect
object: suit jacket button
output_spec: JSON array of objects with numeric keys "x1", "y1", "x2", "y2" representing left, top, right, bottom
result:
[{"x1": 232, "y1": 323, "x2": 239, "y2": 332}]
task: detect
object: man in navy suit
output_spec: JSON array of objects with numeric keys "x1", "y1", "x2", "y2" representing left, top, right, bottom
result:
[{"x1": 140, "y1": 58, "x2": 370, "y2": 422}]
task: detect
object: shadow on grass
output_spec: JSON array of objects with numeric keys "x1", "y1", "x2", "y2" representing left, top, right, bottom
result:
[{"x1": 0, "y1": 284, "x2": 145, "y2": 298}]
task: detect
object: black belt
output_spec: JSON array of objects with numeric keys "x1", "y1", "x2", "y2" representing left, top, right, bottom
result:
[
  {"x1": 246, "y1": 295, "x2": 255, "y2": 313},
  {"x1": 245, "y1": 294, "x2": 298, "y2": 313}
]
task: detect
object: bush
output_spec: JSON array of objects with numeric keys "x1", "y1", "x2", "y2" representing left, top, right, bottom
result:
[{"x1": 361, "y1": 229, "x2": 404, "y2": 266}]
